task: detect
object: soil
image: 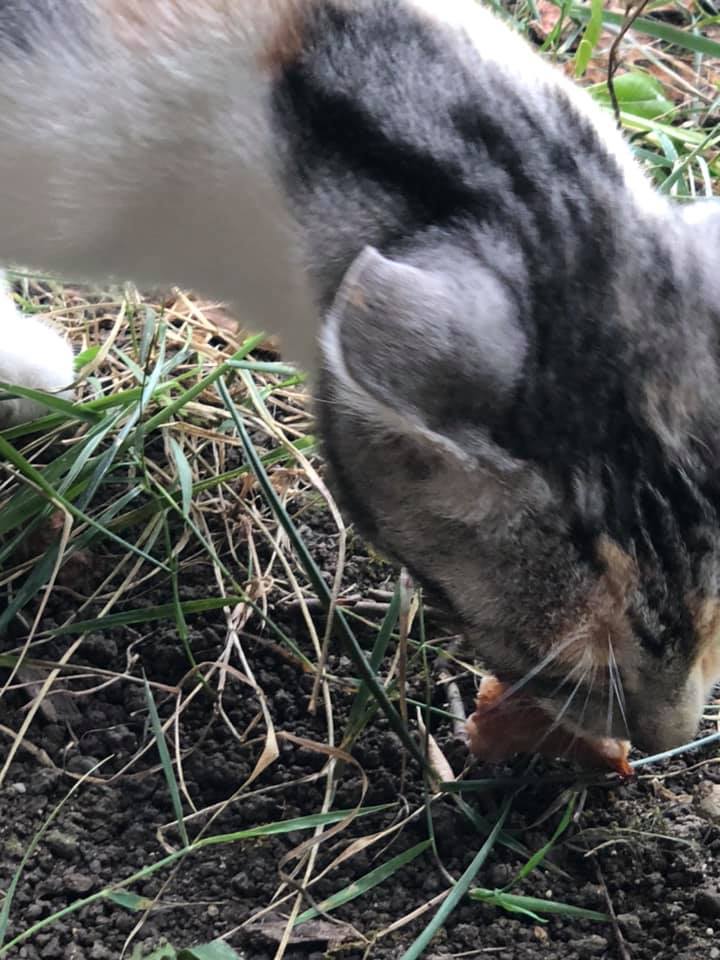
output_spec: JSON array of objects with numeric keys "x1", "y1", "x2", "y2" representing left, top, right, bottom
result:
[{"x1": 2, "y1": 494, "x2": 720, "y2": 960}]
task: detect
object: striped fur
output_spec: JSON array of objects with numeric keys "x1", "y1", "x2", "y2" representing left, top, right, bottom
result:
[{"x1": 0, "y1": 0, "x2": 718, "y2": 753}]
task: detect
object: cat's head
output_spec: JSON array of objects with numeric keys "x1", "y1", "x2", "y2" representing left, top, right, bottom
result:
[{"x1": 316, "y1": 225, "x2": 720, "y2": 756}]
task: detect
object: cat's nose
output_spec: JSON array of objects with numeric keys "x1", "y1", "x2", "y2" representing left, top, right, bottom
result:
[
  {"x1": 631, "y1": 707, "x2": 703, "y2": 756},
  {"x1": 629, "y1": 669, "x2": 707, "y2": 756},
  {"x1": 632, "y1": 726, "x2": 689, "y2": 756}
]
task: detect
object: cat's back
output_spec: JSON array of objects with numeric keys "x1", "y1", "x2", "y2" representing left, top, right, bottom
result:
[
  {"x1": 0, "y1": 0, "x2": 657, "y2": 219},
  {"x1": 269, "y1": 0, "x2": 659, "y2": 201},
  {"x1": 0, "y1": 0, "x2": 668, "y2": 369}
]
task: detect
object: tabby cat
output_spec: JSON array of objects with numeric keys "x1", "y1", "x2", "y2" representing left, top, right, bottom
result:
[{"x1": 1, "y1": 0, "x2": 719, "y2": 754}]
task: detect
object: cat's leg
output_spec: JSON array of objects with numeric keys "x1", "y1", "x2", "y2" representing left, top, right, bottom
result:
[{"x1": 0, "y1": 273, "x2": 74, "y2": 427}]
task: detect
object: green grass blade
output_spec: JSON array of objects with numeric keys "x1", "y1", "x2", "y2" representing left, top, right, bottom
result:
[
  {"x1": 0, "y1": 804, "x2": 391, "y2": 956},
  {"x1": 0, "y1": 382, "x2": 96, "y2": 422},
  {"x1": 0, "y1": 761, "x2": 106, "y2": 946},
  {"x1": 227, "y1": 359, "x2": 301, "y2": 376},
  {"x1": 574, "y1": 0, "x2": 603, "y2": 76},
  {"x1": 295, "y1": 839, "x2": 432, "y2": 925},
  {"x1": 342, "y1": 583, "x2": 401, "y2": 745},
  {"x1": 216, "y1": 376, "x2": 428, "y2": 772},
  {"x1": 469, "y1": 888, "x2": 609, "y2": 923},
  {"x1": 0, "y1": 408, "x2": 128, "y2": 534},
  {"x1": 139, "y1": 333, "x2": 266, "y2": 436},
  {"x1": 194, "y1": 804, "x2": 392, "y2": 844},
  {"x1": 0, "y1": 434, "x2": 169, "y2": 571},
  {"x1": 565, "y1": 3, "x2": 720, "y2": 57},
  {"x1": 143, "y1": 674, "x2": 189, "y2": 847},
  {"x1": 619, "y1": 113, "x2": 720, "y2": 176},
  {"x1": 129, "y1": 946, "x2": 176, "y2": 960},
  {"x1": 0, "y1": 547, "x2": 61, "y2": 635},
  {"x1": 74, "y1": 344, "x2": 101, "y2": 369},
  {"x1": 1, "y1": 378, "x2": 186, "y2": 443},
  {"x1": 105, "y1": 892, "x2": 154, "y2": 912},
  {"x1": 168, "y1": 436, "x2": 193, "y2": 518},
  {"x1": 138, "y1": 304, "x2": 158, "y2": 365},
  {"x1": 178, "y1": 943, "x2": 244, "y2": 960},
  {"x1": 47, "y1": 596, "x2": 246, "y2": 636},
  {"x1": 400, "y1": 795, "x2": 514, "y2": 960},
  {"x1": 509, "y1": 793, "x2": 576, "y2": 886},
  {"x1": 658, "y1": 128, "x2": 720, "y2": 194}
]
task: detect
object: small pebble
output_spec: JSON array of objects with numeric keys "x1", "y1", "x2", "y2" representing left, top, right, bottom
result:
[
  {"x1": 576, "y1": 935, "x2": 609, "y2": 958},
  {"x1": 46, "y1": 830, "x2": 77, "y2": 861},
  {"x1": 30, "y1": 769, "x2": 61, "y2": 795},
  {"x1": 62, "y1": 870, "x2": 93, "y2": 895},
  {"x1": 66, "y1": 755, "x2": 100, "y2": 775},
  {"x1": 696, "y1": 889, "x2": 720, "y2": 919},
  {"x1": 40, "y1": 937, "x2": 62, "y2": 960},
  {"x1": 90, "y1": 945, "x2": 111, "y2": 960},
  {"x1": 695, "y1": 782, "x2": 720, "y2": 823},
  {"x1": 618, "y1": 912, "x2": 644, "y2": 942},
  {"x1": 488, "y1": 863, "x2": 512, "y2": 887}
]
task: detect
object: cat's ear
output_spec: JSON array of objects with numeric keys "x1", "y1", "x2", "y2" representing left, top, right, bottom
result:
[{"x1": 320, "y1": 245, "x2": 527, "y2": 466}]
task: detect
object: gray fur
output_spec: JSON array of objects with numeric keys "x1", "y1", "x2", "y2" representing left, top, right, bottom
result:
[
  {"x1": 294, "y1": 3, "x2": 720, "y2": 755},
  {"x1": 0, "y1": 0, "x2": 717, "y2": 756}
]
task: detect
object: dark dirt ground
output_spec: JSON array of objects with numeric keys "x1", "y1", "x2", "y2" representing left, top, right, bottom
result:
[
  {"x1": 2, "y1": 4, "x2": 720, "y2": 958},
  {"x1": 2, "y1": 507, "x2": 720, "y2": 960}
]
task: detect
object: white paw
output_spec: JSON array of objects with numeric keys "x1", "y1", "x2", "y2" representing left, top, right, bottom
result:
[{"x1": 0, "y1": 276, "x2": 75, "y2": 428}]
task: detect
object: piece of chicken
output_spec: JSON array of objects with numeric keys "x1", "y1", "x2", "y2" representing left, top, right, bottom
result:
[{"x1": 466, "y1": 675, "x2": 633, "y2": 777}]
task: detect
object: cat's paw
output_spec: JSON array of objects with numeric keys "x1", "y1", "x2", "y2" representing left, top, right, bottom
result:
[{"x1": 0, "y1": 281, "x2": 74, "y2": 428}]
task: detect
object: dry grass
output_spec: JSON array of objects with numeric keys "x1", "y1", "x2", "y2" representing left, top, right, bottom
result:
[{"x1": 1, "y1": 3, "x2": 719, "y2": 958}]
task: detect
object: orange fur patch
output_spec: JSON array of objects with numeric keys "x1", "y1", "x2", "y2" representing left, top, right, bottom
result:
[
  {"x1": 105, "y1": 0, "x2": 314, "y2": 62},
  {"x1": 555, "y1": 535, "x2": 637, "y2": 671},
  {"x1": 261, "y1": 2, "x2": 308, "y2": 72},
  {"x1": 692, "y1": 596, "x2": 720, "y2": 688},
  {"x1": 260, "y1": 1, "x2": 353, "y2": 72},
  {"x1": 595, "y1": 534, "x2": 637, "y2": 601},
  {"x1": 101, "y1": 0, "x2": 219, "y2": 46},
  {"x1": 693, "y1": 596, "x2": 720, "y2": 650},
  {"x1": 108, "y1": 0, "x2": 198, "y2": 30}
]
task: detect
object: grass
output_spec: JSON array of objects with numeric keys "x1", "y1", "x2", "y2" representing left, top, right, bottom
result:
[{"x1": 0, "y1": 3, "x2": 719, "y2": 959}]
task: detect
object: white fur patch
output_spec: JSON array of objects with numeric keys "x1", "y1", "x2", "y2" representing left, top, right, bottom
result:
[{"x1": 0, "y1": 275, "x2": 75, "y2": 426}]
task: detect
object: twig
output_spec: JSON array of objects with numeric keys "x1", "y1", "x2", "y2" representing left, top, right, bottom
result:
[
  {"x1": 607, "y1": 0, "x2": 652, "y2": 128},
  {"x1": 439, "y1": 670, "x2": 469, "y2": 741},
  {"x1": 595, "y1": 859, "x2": 632, "y2": 960},
  {"x1": 283, "y1": 597, "x2": 449, "y2": 621}
]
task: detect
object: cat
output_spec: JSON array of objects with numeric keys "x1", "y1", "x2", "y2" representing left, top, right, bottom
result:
[{"x1": 0, "y1": 0, "x2": 719, "y2": 756}]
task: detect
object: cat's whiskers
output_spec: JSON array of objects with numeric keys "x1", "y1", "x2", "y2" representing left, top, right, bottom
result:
[
  {"x1": 548, "y1": 652, "x2": 595, "y2": 732},
  {"x1": 483, "y1": 634, "x2": 579, "y2": 713},
  {"x1": 578, "y1": 660, "x2": 598, "y2": 724},
  {"x1": 552, "y1": 661, "x2": 610, "y2": 763},
  {"x1": 607, "y1": 634, "x2": 629, "y2": 737},
  {"x1": 605, "y1": 652, "x2": 615, "y2": 739},
  {"x1": 525, "y1": 657, "x2": 592, "y2": 756},
  {"x1": 560, "y1": 660, "x2": 600, "y2": 759}
]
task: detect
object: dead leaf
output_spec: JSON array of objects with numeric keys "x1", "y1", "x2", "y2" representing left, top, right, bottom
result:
[
  {"x1": 531, "y1": 0, "x2": 562, "y2": 39},
  {"x1": 244, "y1": 915, "x2": 356, "y2": 946}
]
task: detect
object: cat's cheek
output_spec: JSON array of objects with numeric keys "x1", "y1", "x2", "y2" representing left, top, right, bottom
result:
[
  {"x1": 700, "y1": 642, "x2": 720, "y2": 702},
  {"x1": 693, "y1": 597, "x2": 720, "y2": 702},
  {"x1": 664, "y1": 668, "x2": 707, "y2": 750}
]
